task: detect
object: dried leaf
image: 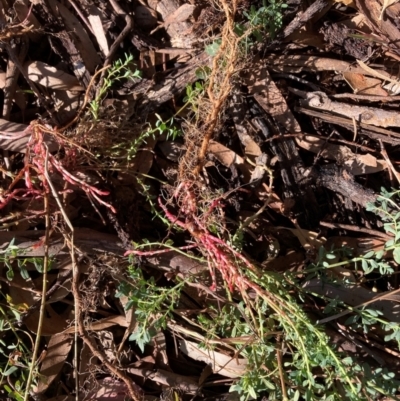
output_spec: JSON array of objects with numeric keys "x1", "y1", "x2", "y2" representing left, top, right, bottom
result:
[
  {"x1": 86, "y1": 4, "x2": 109, "y2": 56},
  {"x1": 296, "y1": 135, "x2": 387, "y2": 175},
  {"x1": 379, "y1": 0, "x2": 399, "y2": 20},
  {"x1": 163, "y1": 4, "x2": 195, "y2": 28},
  {"x1": 342, "y1": 72, "x2": 388, "y2": 96},
  {"x1": 180, "y1": 339, "x2": 247, "y2": 378},
  {"x1": 25, "y1": 61, "x2": 84, "y2": 91},
  {"x1": 46, "y1": 0, "x2": 101, "y2": 73},
  {"x1": 0, "y1": 119, "x2": 31, "y2": 153},
  {"x1": 208, "y1": 140, "x2": 244, "y2": 168},
  {"x1": 278, "y1": 227, "x2": 326, "y2": 251},
  {"x1": 36, "y1": 333, "x2": 73, "y2": 393},
  {"x1": 86, "y1": 377, "x2": 129, "y2": 400},
  {"x1": 333, "y1": 0, "x2": 354, "y2": 5},
  {"x1": 357, "y1": 59, "x2": 399, "y2": 85},
  {"x1": 208, "y1": 140, "x2": 252, "y2": 182}
]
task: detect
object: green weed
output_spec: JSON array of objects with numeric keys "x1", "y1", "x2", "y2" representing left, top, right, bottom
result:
[
  {"x1": 89, "y1": 54, "x2": 141, "y2": 120},
  {"x1": 116, "y1": 260, "x2": 185, "y2": 352},
  {"x1": 234, "y1": 0, "x2": 288, "y2": 53},
  {"x1": 123, "y1": 187, "x2": 400, "y2": 400}
]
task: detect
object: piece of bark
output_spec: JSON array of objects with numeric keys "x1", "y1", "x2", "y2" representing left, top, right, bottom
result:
[
  {"x1": 276, "y1": 0, "x2": 332, "y2": 41},
  {"x1": 134, "y1": 51, "x2": 211, "y2": 116},
  {"x1": 34, "y1": 1, "x2": 93, "y2": 87},
  {"x1": 264, "y1": 55, "x2": 399, "y2": 82},
  {"x1": 354, "y1": 0, "x2": 400, "y2": 54},
  {"x1": 295, "y1": 106, "x2": 400, "y2": 146},
  {"x1": 320, "y1": 22, "x2": 376, "y2": 60},
  {"x1": 245, "y1": 65, "x2": 320, "y2": 226},
  {"x1": 312, "y1": 164, "x2": 377, "y2": 208},
  {"x1": 156, "y1": 0, "x2": 196, "y2": 48},
  {"x1": 299, "y1": 91, "x2": 400, "y2": 128}
]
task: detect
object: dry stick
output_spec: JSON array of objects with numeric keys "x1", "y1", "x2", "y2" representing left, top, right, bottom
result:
[
  {"x1": 4, "y1": 41, "x2": 57, "y2": 124},
  {"x1": 70, "y1": 258, "x2": 142, "y2": 401},
  {"x1": 43, "y1": 144, "x2": 142, "y2": 401},
  {"x1": 279, "y1": 0, "x2": 331, "y2": 40},
  {"x1": 319, "y1": 221, "x2": 392, "y2": 240},
  {"x1": 379, "y1": 139, "x2": 400, "y2": 185},
  {"x1": 192, "y1": 0, "x2": 238, "y2": 177},
  {"x1": 276, "y1": 336, "x2": 288, "y2": 401},
  {"x1": 41, "y1": 145, "x2": 78, "y2": 400},
  {"x1": 332, "y1": 93, "x2": 400, "y2": 102},
  {"x1": 96, "y1": 0, "x2": 134, "y2": 98},
  {"x1": 3, "y1": 38, "x2": 28, "y2": 119},
  {"x1": 23, "y1": 152, "x2": 51, "y2": 401},
  {"x1": 67, "y1": 0, "x2": 95, "y2": 36}
]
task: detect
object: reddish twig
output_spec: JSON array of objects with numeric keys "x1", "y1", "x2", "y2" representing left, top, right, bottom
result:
[{"x1": 0, "y1": 121, "x2": 115, "y2": 216}]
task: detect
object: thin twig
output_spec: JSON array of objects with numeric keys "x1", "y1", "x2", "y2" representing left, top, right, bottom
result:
[
  {"x1": 43, "y1": 140, "x2": 142, "y2": 400},
  {"x1": 320, "y1": 221, "x2": 391, "y2": 240},
  {"x1": 42, "y1": 144, "x2": 79, "y2": 400},
  {"x1": 23, "y1": 149, "x2": 51, "y2": 401},
  {"x1": 276, "y1": 335, "x2": 288, "y2": 401},
  {"x1": 96, "y1": 0, "x2": 134, "y2": 97},
  {"x1": 379, "y1": 139, "x2": 400, "y2": 185},
  {"x1": 192, "y1": 0, "x2": 239, "y2": 176}
]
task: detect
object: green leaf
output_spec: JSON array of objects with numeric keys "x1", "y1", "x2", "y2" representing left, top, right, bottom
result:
[
  {"x1": 363, "y1": 251, "x2": 375, "y2": 259},
  {"x1": 248, "y1": 385, "x2": 257, "y2": 399},
  {"x1": 3, "y1": 366, "x2": 18, "y2": 376},
  {"x1": 394, "y1": 247, "x2": 400, "y2": 264},
  {"x1": 205, "y1": 40, "x2": 222, "y2": 57}
]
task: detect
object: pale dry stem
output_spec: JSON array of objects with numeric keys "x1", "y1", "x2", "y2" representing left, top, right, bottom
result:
[{"x1": 178, "y1": 0, "x2": 240, "y2": 179}]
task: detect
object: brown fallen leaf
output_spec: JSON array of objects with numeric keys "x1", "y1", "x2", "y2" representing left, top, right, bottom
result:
[
  {"x1": 333, "y1": 0, "x2": 355, "y2": 5},
  {"x1": 296, "y1": 135, "x2": 387, "y2": 175},
  {"x1": 342, "y1": 72, "x2": 388, "y2": 96},
  {"x1": 35, "y1": 333, "x2": 73, "y2": 394},
  {"x1": 86, "y1": 377, "x2": 129, "y2": 400},
  {"x1": 208, "y1": 140, "x2": 252, "y2": 182},
  {"x1": 208, "y1": 140, "x2": 244, "y2": 168},
  {"x1": 25, "y1": 61, "x2": 84, "y2": 91},
  {"x1": 180, "y1": 339, "x2": 247, "y2": 379},
  {"x1": 46, "y1": 0, "x2": 101, "y2": 73},
  {"x1": 379, "y1": 0, "x2": 399, "y2": 20},
  {"x1": 163, "y1": 4, "x2": 195, "y2": 28},
  {"x1": 86, "y1": 4, "x2": 110, "y2": 56}
]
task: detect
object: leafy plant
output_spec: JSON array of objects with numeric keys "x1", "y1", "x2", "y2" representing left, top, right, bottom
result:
[
  {"x1": 126, "y1": 185, "x2": 400, "y2": 401},
  {"x1": 116, "y1": 260, "x2": 185, "y2": 352},
  {"x1": 89, "y1": 54, "x2": 141, "y2": 120},
  {"x1": 0, "y1": 239, "x2": 51, "y2": 281},
  {"x1": 0, "y1": 299, "x2": 37, "y2": 401},
  {"x1": 243, "y1": 0, "x2": 288, "y2": 41}
]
